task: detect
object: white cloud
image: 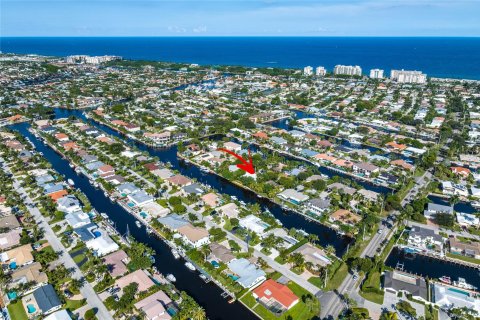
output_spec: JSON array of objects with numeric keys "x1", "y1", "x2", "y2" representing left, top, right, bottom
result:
[
  {"x1": 192, "y1": 25, "x2": 207, "y2": 33},
  {"x1": 167, "y1": 25, "x2": 186, "y2": 33}
]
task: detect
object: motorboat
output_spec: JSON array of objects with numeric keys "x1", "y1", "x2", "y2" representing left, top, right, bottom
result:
[
  {"x1": 135, "y1": 221, "x2": 142, "y2": 228},
  {"x1": 454, "y1": 277, "x2": 477, "y2": 290},
  {"x1": 472, "y1": 201, "x2": 480, "y2": 209},
  {"x1": 68, "y1": 163, "x2": 75, "y2": 168},
  {"x1": 439, "y1": 276, "x2": 452, "y2": 285},
  {"x1": 185, "y1": 262, "x2": 196, "y2": 271},
  {"x1": 171, "y1": 249, "x2": 180, "y2": 259},
  {"x1": 166, "y1": 274, "x2": 176, "y2": 282},
  {"x1": 67, "y1": 179, "x2": 75, "y2": 186}
]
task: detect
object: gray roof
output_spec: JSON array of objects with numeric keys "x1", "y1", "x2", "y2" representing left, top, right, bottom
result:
[
  {"x1": 35, "y1": 174, "x2": 55, "y2": 185},
  {"x1": 74, "y1": 223, "x2": 97, "y2": 241},
  {"x1": 33, "y1": 284, "x2": 61, "y2": 313},
  {"x1": 426, "y1": 203, "x2": 454, "y2": 214},
  {"x1": 384, "y1": 271, "x2": 428, "y2": 300},
  {"x1": 270, "y1": 137, "x2": 287, "y2": 145},
  {"x1": 43, "y1": 183, "x2": 64, "y2": 195},
  {"x1": 81, "y1": 154, "x2": 98, "y2": 164},
  {"x1": 65, "y1": 211, "x2": 90, "y2": 227},
  {"x1": 307, "y1": 198, "x2": 331, "y2": 209},
  {"x1": 183, "y1": 183, "x2": 205, "y2": 195},
  {"x1": 227, "y1": 258, "x2": 266, "y2": 288},
  {"x1": 157, "y1": 214, "x2": 190, "y2": 230},
  {"x1": 410, "y1": 226, "x2": 443, "y2": 243},
  {"x1": 128, "y1": 190, "x2": 154, "y2": 204},
  {"x1": 85, "y1": 161, "x2": 105, "y2": 171},
  {"x1": 117, "y1": 182, "x2": 140, "y2": 195}
]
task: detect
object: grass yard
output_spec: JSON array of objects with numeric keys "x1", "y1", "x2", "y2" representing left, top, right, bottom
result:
[
  {"x1": 359, "y1": 271, "x2": 384, "y2": 304},
  {"x1": 65, "y1": 298, "x2": 87, "y2": 311},
  {"x1": 325, "y1": 261, "x2": 348, "y2": 291},
  {"x1": 7, "y1": 301, "x2": 28, "y2": 320},
  {"x1": 446, "y1": 252, "x2": 480, "y2": 265}
]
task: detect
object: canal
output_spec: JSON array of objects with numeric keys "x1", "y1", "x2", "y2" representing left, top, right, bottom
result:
[
  {"x1": 53, "y1": 108, "x2": 353, "y2": 256},
  {"x1": 385, "y1": 247, "x2": 480, "y2": 289},
  {"x1": 11, "y1": 122, "x2": 256, "y2": 320}
]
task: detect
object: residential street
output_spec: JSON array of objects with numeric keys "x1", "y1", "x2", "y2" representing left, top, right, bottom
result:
[{"x1": 2, "y1": 160, "x2": 114, "y2": 320}]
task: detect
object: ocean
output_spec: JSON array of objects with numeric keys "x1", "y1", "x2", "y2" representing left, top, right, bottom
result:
[{"x1": 1, "y1": 37, "x2": 480, "y2": 80}]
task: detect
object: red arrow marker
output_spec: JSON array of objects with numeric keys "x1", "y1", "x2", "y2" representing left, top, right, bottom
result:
[{"x1": 218, "y1": 148, "x2": 255, "y2": 174}]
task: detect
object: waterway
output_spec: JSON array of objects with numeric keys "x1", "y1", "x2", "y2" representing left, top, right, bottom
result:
[
  {"x1": 52, "y1": 108, "x2": 353, "y2": 256},
  {"x1": 385, "y1": 247, "x2": 480, "y2": 289},
  {"x1": 11, "y1": 122, "x2": 256, "y2": 320}
]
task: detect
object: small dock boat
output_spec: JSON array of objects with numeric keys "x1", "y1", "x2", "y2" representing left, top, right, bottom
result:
[
  {"x1": 171, "y1": 249, "x2": 180, "y2": 259},
  {"x1": 185, "y1": 262, "x2": 196, "y2": 271},
  {"x1": 67, "y1": 179, "x2": 75, "y2": 186},
  {"x1": 454, "y1": 277, "x2": 477, "y2": 290},
  {"x1": 135, "y1": 221, "x2": 142, "y2": 228},
  {"x1": 166, "y1": 274, "x2": 176, "y2": 282},
  {"x1": 439, "y1": 276, "x2": 452, "y2": 285}
]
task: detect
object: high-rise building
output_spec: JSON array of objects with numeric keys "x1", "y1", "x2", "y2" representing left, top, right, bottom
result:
[
  {"x1": 315, "y1": 66, "x2": 326, "y2": 76},
  {"x1": 390, "y1": 69, "x2": 427, "y2": 84},
  {"x1": 369, "y1": 69, "x2": 384, "y2": 79},
  {"x1": 303, "y1": 66, "x2": 313, "y2": 76},
  {"x1": 65, "y1": 55, "x2": 122, "y2": 64},
  {"x1": 333, "y1": 65, "x2": 362, "y2": 76}
]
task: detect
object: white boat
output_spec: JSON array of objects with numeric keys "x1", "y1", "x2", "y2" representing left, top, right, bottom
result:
[
  {"x1": 67, "y1": 179, "x2": 75, "y2": 186},
  {"x1": 135, "y1": 221, "x2": 142, "y2": 228},
  {"x1": 171, "y1": 249, "x2": 180, "y2": 259},
  {"x1": 439, "y1": 276, "x2": 452, "y2": 285},
  {"x1": 100, "y1": 212, "x2": 109, "y2": 219},
  {"x1": 166, "y1": 274, "x2": 176, "y2": 282},
  {"x1": 185, "y1": 262, "x2": 196, "y2": 271},
  {"x1": 93, "y1": 182, "x2": 99, "y2": 188},
  {"x1": 146, "y1": 227, "x2": 153, "y2": 234},
  {"x1": 68, "y1": 163, "x2": 74, "y2": 168},
  {"x1": 199, "y1": 274, "x2": 208, "y2": 281},
  {"x1": 231, "y1": 196, "x2": 238, "y2": 201},
  {"x1": 454, "y1": 277, "x2": 477, "y2": 290},
  {"x1": 472, "y1": 201, "x2": 480, "y2": 209}
]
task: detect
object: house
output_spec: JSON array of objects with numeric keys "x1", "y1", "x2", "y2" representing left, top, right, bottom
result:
[
  {"x1": 140, "y1": 202, "x2": 170, "y2": 219},
  {"x1": 56, "y1": 195, "x2": 82, "y2": 214},
  {"x1": 65, "y1": 210, "x2": 91, "y2": 228},
  {"x1": 0, "y1": 215, "x2": 21, "y2": 230},
  {"x1": 227, "y1": 258, "x2": 266, "y2": 289},
  {"x1": 48, "y1": 190, "x2": 69, "y2": 202},
  {"x1": 384, "y1": 271, "x2": 428, "y2": 302},
  {"x1": 117, "y1": 182, "x2": 140, "y2": 195},
  {"x1": 451, "y1": 167, "x2": 471, "y2": 178},
  {"x1": 23, "y1": 284, "x2": 62, "y2": 316},
  {"x1": 293, "y1": 243, "x2": 331, "y2": 267},
  {"x1": 134, "y1": 290, "x2": 173, "y2": 320},
  {"x1": 54, "y1": 133, "x2": 69, "y2": 141},
  {"x1": 1, "y1": 244, "x2": 34, "y2": 268},
  {"x1": 253, "y1": 131, "x2": 269, "y2": 140},
  {"x1": 239, "y1": 215, "x2": 269, "y2": 237},
  {"x1": 44, "y1": 310, "x2": 72, "y2": 320},
  {"x1": 277, "y1": 189, "x2": 309, "y2": 205},
  {"x1": 357, "y1": 189, "x2": 380, "y2": 202},
  {"x1": 98, "y1": 164, "x2": 115, "y2": 177},
  {"x1": 127, "y1": 190, "x2": 154, "y2": 207},
  {"x1": 216, "y1": 203, "x2": 239, "y2": 219},
  {"x1": 166, "y1": 175, "x2": 192, "y2": 187},
  {"x1": 201, "y1": 193, "x2": 220, "y2": 207},
  {"x1": 352, "y1": 162, "x2": 380, "y2": 177},
  {"x1": 9, "y1": 262, "x2": 48, "y2": 291},
  {"x1": 391, "y1": 159, "x2": 414, "y2": 171},
  {"x1": 432, "y1": 283, "x2": 480, "y2": 314},
  {"x1": 116, "y1": 269, "x2": 155, "y2": 293},
  {"x1": 328, "y1": 183, "x2": 357, "y2": 195},
  {"x1": 449, "y1": 238, "x2": 480, "y2": 259},
  {"x1": 306, "y1": 198, "x2": 331, "y2": 215},
  {"x1": 407, "y1": 226, "x2": 443, "y2": 252},
  {"x1": 223, "y1": 141, "x2": 242, "y2": 152},
  {"x1": 157, "y1": 214, "x2": 190, "y2": 231},
  {"x1": 103, "y1": 250, "x2": 129, "y2": 277},
  {"x1": 456, "y1": 212, "x2": 479, "y2": 227},
  {"x1": 252, "y1": 279, "x2": 299, "y2": 311},
  {"x1": 86, "y1": 232, "x2": 119, "y2": 257},
  {"x1": 423, "y1": 203, "x2": 454, "y2": 220},
  {"x1": 329, "y1": 209, "x2": 362, "y2": 226},
  {"x1": 209, "y1": 243, "x2": 236, "y2": 264},
  {"x1": 182, "y1": 183, "x2": 205, "y2": 196},
  {"x1": 0, "y1": 229, "x2": 22, "y2": 250},
  {"x1": 177, "y1": 224, "x2": 210, "y2": 248}
]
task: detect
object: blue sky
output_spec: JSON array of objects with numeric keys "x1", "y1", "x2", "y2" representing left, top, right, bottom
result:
[{"x1": 2, "y1": 0, "x2": 480, "y2": 36}]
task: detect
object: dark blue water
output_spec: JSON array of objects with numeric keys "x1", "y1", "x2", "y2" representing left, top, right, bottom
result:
[
  {"x1": 10, "y1": 122, "x2": 255, "y2": 320},
  {"x1": 428, "y1": 195, "x2": 477, "y2": 214},
  {"x1": 2, "y1": 37, "x2": 480, "y2": 80},
  {"x1": 386, "y1": 247, "x2": 480, "y2": 288},
  {"x1": 53, "y1": 108, "x2": 352, "y2": 256}
]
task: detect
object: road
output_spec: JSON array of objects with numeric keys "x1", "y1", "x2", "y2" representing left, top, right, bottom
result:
[
  {"x1": 320, "y1": 169, "x2": 432, "y2": 318},
  {"x1": 2, "y1": 160, "x2": 114, "y2": 320}
]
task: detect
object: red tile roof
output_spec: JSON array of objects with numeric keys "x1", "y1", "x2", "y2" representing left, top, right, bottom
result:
[{"x1": 252, "y1": 279, "x2": 299, "y2": 310}]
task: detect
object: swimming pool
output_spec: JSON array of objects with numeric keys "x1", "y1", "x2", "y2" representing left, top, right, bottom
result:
[
  {"x1": 27, "y1": 304, "x2": 36, "y2": 313},
  {"x1": 7, "y1": 292, "x2": 17, "y2": 300},
  {"x1": 93, "y1": 230, "x2": 102, "y2": 237},
  {"x1": 127, "y1": 202, "x2": 135, "y2": 208},
  {"x1": 448, "y1": 287, "x2": 470, "y2": 296}
]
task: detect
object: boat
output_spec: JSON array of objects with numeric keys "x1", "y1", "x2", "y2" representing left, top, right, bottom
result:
[
  {"x1": 100, "y1": 212, "x2": 109, "y2": 219},
  {"x1": 199, "y1": 274, "x2": 208, "y2": 281},
  {"x1": 200, "y1": 166, "x2": 209, "y2": 173},
  {"x1": 439, "y1": 276, "x2": 452, "y2": 285},
  {"x1": 171, "y1": 249, "x2": 180, "y2": 259},
  {"x1": 68, "y1": 163, "x2": 74, "y2": 168},
  {"x1": 472, "y1": 201, "x2": 480, "y2": 209},
  {"x1": 67, "y1": 179, "x2": 75, "y2": 186},
  {"x1": 93, "y1": 182, "x2": 99, "y2": 188},
  {"x1": 135, "y1": 221, "x2": 142, "y2": 228},
  {"x1": 231, "y1": 196, "x2": 238, "y2": 201},
  {"x1": 149, "y1": 255, "x2": 155, "y2": 263},
  {"x1": 166, "y1": 274, "x2": 176, "y2": 282},
  {"x1": 454, "y1": 277, "x2": 477, "y2": 290},
  {"x1": 185, "y1": 262, "x2": 196, "y2": 271},
  {"x1": 104, "y1": 191, "x2": 109, "y2": 197},
  {"x1": 146, "y1": 227, "x2": 153, "y2": 234}
]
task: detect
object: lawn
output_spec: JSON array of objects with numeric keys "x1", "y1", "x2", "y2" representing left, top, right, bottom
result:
[
  {"x1": 325, "y1": 261, "x2": 348, "y2": 291},
  {"x1": 446, "y1": 253, "x2": 480, "y2": 265},
  {"x1": 359, "y1": 271, "x2": 384, "y2": 304},
  {"x1": 7, "y1": 301, "x2": 28, "y2": 320},
  {"x1": 65, "y1": 298, "x2": 87, "y2": 311}
]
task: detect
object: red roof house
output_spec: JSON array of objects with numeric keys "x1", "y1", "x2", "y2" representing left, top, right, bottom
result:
[{"x1": 252, "y1": 279, "x2": 299, "y2": 311}]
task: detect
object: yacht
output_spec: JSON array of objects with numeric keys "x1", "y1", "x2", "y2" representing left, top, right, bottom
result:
[
  {"x1": 135, "y1": 220, "x2": 142, "y2": 228},
  {"x1": 68, "y1": 163, "x2": 75, "y2": 168},
  {"x1": 185, "y1": 262, "x2": 196, "y2": 271},
  {"x1": 67, "y1": 179, "x2": 75, "y2": 186},
  {"x1": 472, "y1": 201, "x2": 480, "y2": 209},
  {"x1": 146, "y1": 227, "x2": 153, "y2": 234},
  {"x1": 439, "y1": 276, "x2": 452, "y2": 285},
  {"x1": 166, "y1": 274, "x2": 176, "y2": 282},
  {"x1": 171, "y1": 249, "x2": 180, "y2": 259},
  {"x1": 454, "y1": 278, "x2": 477, "y2": 290},
  {"x1": 100, "y1": 212, "x2": 109, "y2": 219}
]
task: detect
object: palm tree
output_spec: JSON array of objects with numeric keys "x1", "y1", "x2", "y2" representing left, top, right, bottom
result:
[
  {"x1": 307, "y1": 234, "x2": 319, "y2": 244},
  {"x1": 200, "y1": 245, "x2": 211, "y2": 262},
  {"x1": 380, "y1": 311, "x2": 398, "y2": 320},
  {"x1": 191, "y1": 306, "x2": 206, "y2": 320}
]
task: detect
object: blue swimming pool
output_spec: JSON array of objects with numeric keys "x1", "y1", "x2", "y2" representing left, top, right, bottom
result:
[
  {"x1": 27, "y1": 304, "x2": 36, "y2": 314},
  {"x1": 93, "y1": 230, "x2": 101, "y2": 237},
  {"x1": 7, "y1": 292, "x2": 17, "y2": 300},
  {"x1": 127, "y1": 202, "x2": 135, "y2": 208}
]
